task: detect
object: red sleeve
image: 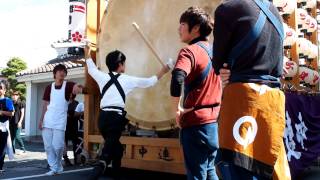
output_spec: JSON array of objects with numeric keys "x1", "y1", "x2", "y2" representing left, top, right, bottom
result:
[
  {"x1": 174, "y1": 48, "x2": 194, "y2": 75},
  {"x1": 65, "y1": 81, "x2": 76, "y2": 101},
  {"x1": 43, "y1": 84, "x2": 51, "y2": 102}
]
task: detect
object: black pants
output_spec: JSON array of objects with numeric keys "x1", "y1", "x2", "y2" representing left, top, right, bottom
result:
[
  {"x1": 98, "y1": 110, "x2": 128, "y2": 170},
  {"x1": 0, "y1": 130, "x2": 8, "y2": 170}
]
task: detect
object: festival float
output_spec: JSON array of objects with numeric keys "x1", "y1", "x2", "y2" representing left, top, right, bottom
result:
[{"x1": 66, "y1": 0, "x2": 320, "y2": 177}]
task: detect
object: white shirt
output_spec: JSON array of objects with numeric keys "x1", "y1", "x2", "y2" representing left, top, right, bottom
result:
[
  {"x1": 86, "y1": 58, "x2": 158, "y2": 109},
  {"x1": 75, "y1": 102, "x2": 84, "y2": 113}
]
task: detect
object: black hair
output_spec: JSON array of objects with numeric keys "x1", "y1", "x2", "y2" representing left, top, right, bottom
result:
[
  {"x1": 180, "y1": 6, "x2": 214, "y2": 38},
  {"x1": 53, "y1": 64, "x2": 68, "y2": 79},
  {"x1": 12, "y1": 91, "x2": 20, "y2": 96},
  {"x1": 0, "y1": 80, "x2": 9, "y2": 91},
  {"x1": 105, "y1": 50, "x2": 126, "y2": 71}
]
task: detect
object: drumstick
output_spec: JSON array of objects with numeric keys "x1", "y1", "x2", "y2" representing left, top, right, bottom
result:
[{"x1": 132, "y1": 22, "x2": 166, "y2": 67}]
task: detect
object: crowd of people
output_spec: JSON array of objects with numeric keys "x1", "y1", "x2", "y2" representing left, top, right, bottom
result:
[
  {"x1": 88, "y1": 1, "x2": 289, "y2": 179},
  {"x1": 0, "y1": 80, "x2": 28, "y2": 173},
  {"x1": 0, "y1": 77, "x2": 85, "y2": 175}
]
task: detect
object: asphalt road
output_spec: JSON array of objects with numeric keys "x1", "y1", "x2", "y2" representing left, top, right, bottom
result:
[
  {"x1": 1, "y1": 141, "x2": 320, "y2": 180},
  {"x1": 1, "y1": 141, "x2": 185, "y2": 180}
]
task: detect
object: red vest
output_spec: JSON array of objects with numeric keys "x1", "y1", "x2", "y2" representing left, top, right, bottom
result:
[{"x1": 178, "y1": 42, "x2": 222, "y2": 128}]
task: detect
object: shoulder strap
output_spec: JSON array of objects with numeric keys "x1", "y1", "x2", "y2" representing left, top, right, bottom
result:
[
  {"x1": 101, "y1": 73, "x2": 126, "y2": 103},
  {"x1": 192, "y1": 42, "x2": 213, "y2": 85},
  {"x1": 254, "y1": 0, "x2": 284, "y2": 40},
  {"x1": 187, "y1": 44, "x2": 214, "y2": 69},
  {"x1": 101, "y1": 73, "x2": 115, "y2": 98},
  {"x1": 228, "y1": 0, "x2": 283, "y2": 69},
  {"x1": 184, "y1": 42, "x2": 213, "y2": 104},
  {"x1": 228, "y1": 1, "x2": 270, "y2": 68},
  {"x1": 196, "y1": 42, "x2": 213, "y2": 59},
  {"x1": 109, "y1": 73, "x2": 126, "y2": 103}
]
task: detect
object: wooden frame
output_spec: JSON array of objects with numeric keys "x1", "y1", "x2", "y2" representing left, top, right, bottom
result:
[
  {"x1": 83, "y1": 0, "x2": 185, "y2": 174},
  {"x1": 88, "y1": 135, "x2": 185, "y2": 174},
  {"x1": 83, "y1": 0, "x2": 320, "y2": 175},
  {"x1": 84, "y1": 0, "x2": 106, "y2": 156}
]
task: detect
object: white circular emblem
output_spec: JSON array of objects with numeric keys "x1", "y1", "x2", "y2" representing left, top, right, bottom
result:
[{"x1": 233, "y1": 116, "x2": 258, "y2": 149}]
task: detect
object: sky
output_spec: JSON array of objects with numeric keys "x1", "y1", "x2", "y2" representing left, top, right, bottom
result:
[{"x1": 0, "y1": 0, "x2": 69, "y2": 69}]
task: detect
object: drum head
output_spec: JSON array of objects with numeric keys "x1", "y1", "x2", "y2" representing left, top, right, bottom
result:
[{"x1": 97, "y1": 0, "x2": 219, "y2": 130}]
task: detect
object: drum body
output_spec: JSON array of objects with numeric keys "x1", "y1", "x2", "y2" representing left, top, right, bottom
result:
[{"x1": 98, "y1": 0, "x2": 219, "y2": 130}]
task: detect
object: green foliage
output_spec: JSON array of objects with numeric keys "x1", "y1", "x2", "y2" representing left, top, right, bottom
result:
[{"x1": 1, "y1": 57, "x2": 27, "y2": 99}]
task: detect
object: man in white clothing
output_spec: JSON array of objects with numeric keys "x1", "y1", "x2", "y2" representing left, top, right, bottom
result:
[
  {"x1": 86, "y1": 50, "x2": 172, "y2": 178},
  {"x1": 39, "y1": 64, "x2": 83, "y2": 176}
]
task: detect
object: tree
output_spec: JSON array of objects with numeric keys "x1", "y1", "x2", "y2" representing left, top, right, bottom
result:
[{"x1": 1, "y1": 57, "x2": 27, "y2": 99}]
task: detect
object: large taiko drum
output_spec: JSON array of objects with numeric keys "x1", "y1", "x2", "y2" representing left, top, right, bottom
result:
[{"x1": 97, "y1": 0, "x2": 219, "y2": 131}]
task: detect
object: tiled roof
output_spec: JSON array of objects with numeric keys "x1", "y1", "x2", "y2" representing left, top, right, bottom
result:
[{"x1": 16, "y1": 55, "x2": 84, "y2": 77}]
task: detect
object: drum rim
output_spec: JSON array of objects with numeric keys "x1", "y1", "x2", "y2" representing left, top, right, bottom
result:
[{"x1": 97, "y1": 0, "x2": 176, "y2": 130}]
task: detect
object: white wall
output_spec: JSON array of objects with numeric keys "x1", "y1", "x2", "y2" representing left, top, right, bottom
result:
[
  {"x1": 25, "y1": 82, "x2": 38, "y2": 136},
  {"x1": 35, "y1": 83, "x2": 49, "y2": 135}
]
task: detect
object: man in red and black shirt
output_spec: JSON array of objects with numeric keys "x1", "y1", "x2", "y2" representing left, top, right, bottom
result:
[
  {"x1": 42, "y1": 78, "x2": 77, "y2": 103},
  {"x1": 40, "y1": 64, "x2": 83, "y2": 176},
  {"x1": 170, "y1": 7, "x2": 222, "y2": 180}
]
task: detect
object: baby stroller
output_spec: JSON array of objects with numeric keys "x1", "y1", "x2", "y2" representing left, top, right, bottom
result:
[{"x1": 76, "y1": 116, "x2": 89, "y2": 165}]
